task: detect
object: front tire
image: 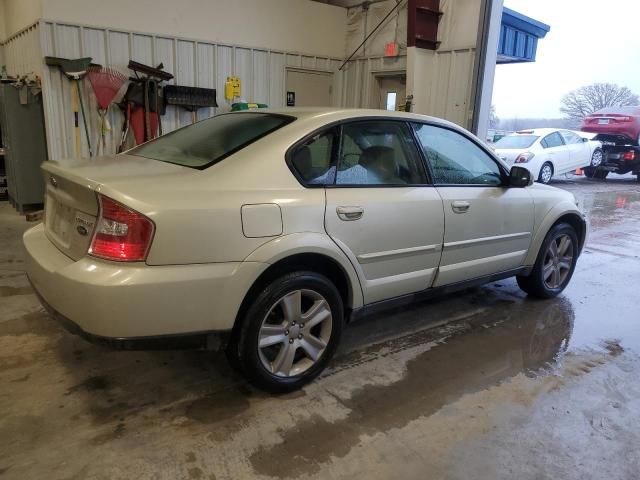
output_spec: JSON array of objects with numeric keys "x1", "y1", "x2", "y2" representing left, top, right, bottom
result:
[
  {"x1": 538, "y1": 162, "x2": 554, "y2": 184},
  {"x1": 232, "y1": 271, "x2": 344, "y2": 392},
  {"x1": 517, "y1": 223, "x2": 579, "y2": 299}
]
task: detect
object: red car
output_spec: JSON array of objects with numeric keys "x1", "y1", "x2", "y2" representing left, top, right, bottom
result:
[{"x1": 581, "y1": 106, "x2": 640, "y2": 145}]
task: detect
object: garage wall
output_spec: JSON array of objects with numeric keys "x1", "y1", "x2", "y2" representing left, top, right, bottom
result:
[
  {"x1": 0, "y1": 23, "x2": 43, "y2": 76},
  {"x1": 340, "y1": 55, "x2": 407, "y2": 108},
  {"x1": 345, "y1": 0, "x2": 408, "y2": 58},
  {"x1": 39, "y1": 21, "x2": 344, "y2": 161},
  {"x1": 40, "y1": 0, "x2": 348, "y2": 59},
  {"x1": 1, "y1": 0, "x2": 43, "y2": 40},
  {"x1": 339, "y1": 0, "x2": 478, "y2": 125},
  {"x1": 407, "y1": 47, "x2": 476, "y2": 126}
]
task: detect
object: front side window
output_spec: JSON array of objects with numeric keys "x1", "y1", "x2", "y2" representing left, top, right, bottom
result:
[
  {"x1": 412, "y1": 123, "x2": 502, "y2": 186},
  {"x1": 335, "y1": 121, "x2": 426, "y2": 186},
  {"x1": 290, "y1": 128, "x2": 338, "y2": 185},
  {"x1": 131, "y1": 112, "x2": 294, "y2": 169},
  {"x1": 541, "y1": 132, "x2": 565, "y2": 149}
]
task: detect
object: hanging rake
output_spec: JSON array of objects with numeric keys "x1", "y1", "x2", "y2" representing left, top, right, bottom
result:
[{"x1": 87, "y1": 66, "x2": 128, "y2": 154}]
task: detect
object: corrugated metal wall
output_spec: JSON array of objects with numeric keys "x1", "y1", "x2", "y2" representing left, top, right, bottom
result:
[
  {"x1": 339, "y1": 47, "x2": 475, "y2": 129},
  {"x1": 38, "y1": 21, "x2": 344, "y2": 161},
  {"x1": 1, "y1": 23, "x2": 43, "y2": 76},
  {"x1": 340, "y1": 55, "x2": 407, "y2": 108},
  {"x1": 421, "y1": 48, "x2": 476, "y2": 127}
]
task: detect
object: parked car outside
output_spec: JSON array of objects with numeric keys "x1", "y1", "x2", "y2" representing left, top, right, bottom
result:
[
  {"x1": 581, "y1": 106, "x2": 640, "y2": 145},
  {"x1": 493, "y1": 128, "x2": 603, "y2": 184},
  {"x1": 24, "y1": 109, "x2": 587, "y2": 391}
]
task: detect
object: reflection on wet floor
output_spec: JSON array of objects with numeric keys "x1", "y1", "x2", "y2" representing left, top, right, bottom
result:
[{"x1": 250, "y1": 297, "x2": 578, "y2": 477}]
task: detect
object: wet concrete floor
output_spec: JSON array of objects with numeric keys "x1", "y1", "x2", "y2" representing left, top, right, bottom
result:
[{"x1": 1, "y1": 174, "x2": 640, "y2": 479}]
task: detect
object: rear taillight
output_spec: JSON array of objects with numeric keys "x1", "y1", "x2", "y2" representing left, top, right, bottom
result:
[
  {"x1": 623, "y1": 151, "x2": 636, "y2": 161},
  {"x1": 89, "y1": 195, "x2": 154, "y2": 262},
  {"x1": 515, "y1": 152, "x2": 535, "y2": 163}
]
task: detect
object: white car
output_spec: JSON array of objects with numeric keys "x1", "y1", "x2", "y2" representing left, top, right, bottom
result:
[
  {"x1": 493, "y1": 128, "x2": 603, "y2": 184},
  {"x1": 24, "y1": 109, "x2": 587, "y2": 391}
]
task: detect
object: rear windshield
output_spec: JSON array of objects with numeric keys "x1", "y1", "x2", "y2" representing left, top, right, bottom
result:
[
  {"x1": 130, "y1": 112, "x2": 294, "y2": 169},
  {"x1": 494, "y1": 135, "x2": 539, "y2": 149}
]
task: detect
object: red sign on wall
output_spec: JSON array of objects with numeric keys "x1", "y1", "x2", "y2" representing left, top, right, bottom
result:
[{"x1": 384, "y1": 42, "x2": 399, "y2": 57}]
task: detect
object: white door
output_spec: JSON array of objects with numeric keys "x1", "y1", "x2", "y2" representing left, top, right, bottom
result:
[
  {"x1": 560, "y1": 130, "x2": 590, "y2": 169},
  {"x1": 412, "y1": 123, "x2": 535, "y2": 286},
  {"x1": 285, "y1": 70, "x2": 333, "y2": 107},
  {"x1": 323, "y1": 120, "x2": 445, "y2": 304},
  {"x1": 540, "y1": 131, "x2": 571, "y2": 176}
]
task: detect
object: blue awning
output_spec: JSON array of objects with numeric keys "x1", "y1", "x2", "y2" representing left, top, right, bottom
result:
[{"x1": 497, "y1": 7, "x2": 550, "y2": 64}]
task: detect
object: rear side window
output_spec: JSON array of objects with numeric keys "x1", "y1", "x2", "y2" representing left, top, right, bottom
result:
[
  {"x1": 290, "y1": 128, "x2": 338, "y2": 185},
  {"x1": 335, "y1": 121, "x2": 426, "y2": 186},
  {"x1": 130, "y1": 112, "x2": 294, "y2": 169},
  {"x1": 541, "y1": 132, "x2": 564, "y2": 148}
]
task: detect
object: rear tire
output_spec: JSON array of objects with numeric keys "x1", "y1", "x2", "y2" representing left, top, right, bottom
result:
[
  {"x1": 230, "y1": 271, "x2": 344, "y2": 393},
  {"x1": 538, "y1": 162, "x2": 554, "y2": 184},
  {"x1": 517, "y1": 223, "x2": 579, "y2": 299},
  {"x1": 583, "y1": 166, "x2": 596, "y2": 178},
  {"x1": 594, "y1": 169, "x2": 609, "y2": 179}
]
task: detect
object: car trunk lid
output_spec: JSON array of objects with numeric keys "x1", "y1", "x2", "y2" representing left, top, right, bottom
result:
[
  {"x1": 493, "y1": 148, "x2": 523, "y2": 165},
  {"x1": 42, "y1": 154, "x2": 194, "y2": 261}
]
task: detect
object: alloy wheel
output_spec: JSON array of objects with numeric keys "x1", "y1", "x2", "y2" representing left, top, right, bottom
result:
[
  {"x1": 542, "y1": 234, "x2": 574, "y2": 289},
  {"x1": 540, "y1": 164, "x2": 553, "y2": 183},
  {"x1": 257, "y1": 289, "x2": 333, "y2": 377},
  {"x1": 591, "y1": 150, "x2": 603, "y2": 167}
]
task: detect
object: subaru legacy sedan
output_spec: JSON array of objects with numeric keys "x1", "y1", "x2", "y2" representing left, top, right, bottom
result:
[{"x1": 24, "y1": 109, "x2": 587, "y2": 391}]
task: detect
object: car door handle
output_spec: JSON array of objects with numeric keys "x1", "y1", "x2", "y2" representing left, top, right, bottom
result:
[
  {"x1": 451, "y1": 201, "x2": 470, "y2": 213},
  {"x1": 336, "y1": 206, "x2": 364, "y2": 221}
]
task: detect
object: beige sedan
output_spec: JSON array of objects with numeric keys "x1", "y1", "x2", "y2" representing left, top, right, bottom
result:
[{"x1": 24, "y1": 108, "x2": 587, "y2": 391}]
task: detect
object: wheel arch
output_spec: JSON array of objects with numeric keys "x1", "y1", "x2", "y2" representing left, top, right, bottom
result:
[
  {"x1": 524, "y1": 206, "x2": 587, "y2": 265},
  {"x1": 234, "y1": 233, "x2": 364, "y2": 334}
]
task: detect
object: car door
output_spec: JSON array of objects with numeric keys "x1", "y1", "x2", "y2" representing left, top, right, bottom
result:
[
  {"x1": 412, "y1": 123, "x2": 535, "y2": 286},
  {"x1": 321, "y1": 120, "x2": 445, "y2": 304},
  {"x1": 560, "y1": 130, "x2": 590, "y2": 169},
  {"x1": 540, "y1": 131, "x2": 571, "y2": 175}
]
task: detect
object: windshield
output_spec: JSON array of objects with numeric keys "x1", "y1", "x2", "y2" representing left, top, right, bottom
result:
[
  {"x1": 130, "y1": 112, "x2": 294, "y2": 169},
  {"x1": 494, "y1": 135, "x2": 539, "y2": 149}
]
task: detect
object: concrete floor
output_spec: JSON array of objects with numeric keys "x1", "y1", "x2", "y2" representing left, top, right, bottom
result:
[{"x1": 1, "y1": 175, "x2": 640, "y2": 480}]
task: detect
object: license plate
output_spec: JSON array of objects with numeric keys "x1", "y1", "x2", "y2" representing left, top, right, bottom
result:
[
  {"x1": 598, "y1": 119, "x2": 610, "y2": 125},
  {"x1": 47, "y1": 198, "x2": 74, "y2": 243}
]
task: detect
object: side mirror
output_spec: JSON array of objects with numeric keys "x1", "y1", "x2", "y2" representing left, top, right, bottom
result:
[
  {"x1": 582, "y1": 137, "x2": 589, "y2": 143},
  {"x1": 509, "y1": 166, "x2": 534, "y2": 187}
]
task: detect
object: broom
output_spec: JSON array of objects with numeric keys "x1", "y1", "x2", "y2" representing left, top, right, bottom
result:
[
  {"x1": 45, "y1": 56, "x2": 95, "y2": 158},
  {"x1": 87, "y1": 66, "x2": 128, "y2": 154}
]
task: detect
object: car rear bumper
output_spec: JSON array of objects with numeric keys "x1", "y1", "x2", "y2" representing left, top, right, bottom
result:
[{"x1": 24, "y1": 223, "x2": 266, "y2": 339}]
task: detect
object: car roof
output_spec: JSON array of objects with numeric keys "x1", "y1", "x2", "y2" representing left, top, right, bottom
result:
[{"x1": 239, "y1": 107, "x2": 462, "y2": 130}]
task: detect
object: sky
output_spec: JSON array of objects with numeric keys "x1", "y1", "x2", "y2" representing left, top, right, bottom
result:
[{"x1": 492, "y1": 0, "x2": 640, "y2": 119}]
